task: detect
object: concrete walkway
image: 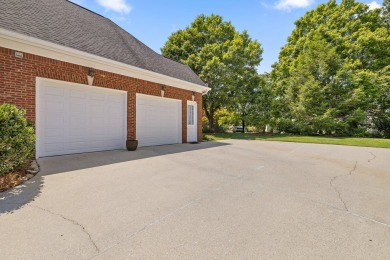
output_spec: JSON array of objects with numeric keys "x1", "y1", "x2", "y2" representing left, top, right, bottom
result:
[{"x1": 0, "y1": 140, "x2": 389, "y2": 259}]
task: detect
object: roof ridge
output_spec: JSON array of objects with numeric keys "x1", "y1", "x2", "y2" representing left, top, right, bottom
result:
[
  {"x1": 104, "y1": 18, "x2": 149, "y2": 68},
  {"x1": 67, "y1": 0, "x2": 199, "y2": 80},
  {"x1": 66, "y1": 0, "x2": 107, "y2": 19},
  {"x1": 103, "y1": 15, "x2": 201, "y2": 81},
  {"x1": 0, "y1": 0, "x2": 206, "y2": 86},
  {"x1": 161, "y1": 55, "x2": 186, "y2": 65}
]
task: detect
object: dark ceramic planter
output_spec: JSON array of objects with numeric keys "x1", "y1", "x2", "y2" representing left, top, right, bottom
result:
[{"x1": 126, "y1": 140, "x2": 138, "y2": 151}]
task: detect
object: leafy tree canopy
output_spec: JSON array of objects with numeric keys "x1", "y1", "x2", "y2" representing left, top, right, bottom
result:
[
  {"x1": 271, "y1": 0, "x2": 390, "y2": 136},
  {"x1": 383, "y1": 0, "x2": 390, "y2": 31},
  {"x1": 161, "y1": 14, "x2": 263, "y2": 131}
]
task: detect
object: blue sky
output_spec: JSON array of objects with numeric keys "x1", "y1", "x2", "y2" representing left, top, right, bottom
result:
[{"x1": 70, "y1": 0, "x2": 383, "y2": 73}]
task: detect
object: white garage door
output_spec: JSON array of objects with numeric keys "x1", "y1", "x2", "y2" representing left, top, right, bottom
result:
[
  {"x1": 136, "y1": 94, "x2": 182, "y2": 147},
  {"x1": 36, "y1": 78, "x2": 127, "y2": 158}
]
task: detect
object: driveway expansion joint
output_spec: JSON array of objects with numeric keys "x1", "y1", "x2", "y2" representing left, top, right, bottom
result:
[{"x1": 29, "y1": 205, "x2": 99, "y2": 253}]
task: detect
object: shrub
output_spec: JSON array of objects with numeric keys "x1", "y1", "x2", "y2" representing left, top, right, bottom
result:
[
  {"x1": 0, "y1": 104, "x2": 35, "y2": 177},
  {"x1": 373, "y1": 112, "x2": 390, "y2": 138}
]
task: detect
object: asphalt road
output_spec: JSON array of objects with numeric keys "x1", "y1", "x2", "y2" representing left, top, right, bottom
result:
[{"x1": 1, "y1": 140, "x2": 389, "y2": 259}]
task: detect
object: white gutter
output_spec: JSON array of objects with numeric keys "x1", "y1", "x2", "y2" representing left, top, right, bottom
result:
[
  {"x1": 0, "y1": 28, "x2": 211, "y2": 93},
  {"x1": 202, "y1": 84, "x2": 211, "y2": 95}
]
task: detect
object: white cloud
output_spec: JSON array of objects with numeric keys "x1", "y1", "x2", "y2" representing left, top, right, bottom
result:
[
  {"x1": 368, "y1": 1, "x2": 381, "y2": 10},
  {"x1": 274, "y1": 0, "x2": 314, "y2": 11},
  {"x1": 96, "y1": 0, "x2": 132, "y2": 14}
]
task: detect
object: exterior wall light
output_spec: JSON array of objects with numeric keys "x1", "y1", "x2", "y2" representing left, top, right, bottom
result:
[
  {"x1": 87, "y1": 67, "x2": 94, "y2": 86},
  {"x1": 192, "y1": 91, "x2": 195, "y2": 101},
  {"x1": 161, "y1": 85, "x2": 165, "y2": 97}
]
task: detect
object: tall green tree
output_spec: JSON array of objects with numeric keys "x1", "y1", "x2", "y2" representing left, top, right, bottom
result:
[
  {"x1": 161, "y1": 14, "x2": 262, "y2": 131},
  {"x1": 225, "y1": 31, "x2": 263, "y2": 132},
  {"x1": 245, "y1": 74, "x2": 273, "y2": 133},
  {"x1": 383, "y1": 0, "x2": 390, "y2": 31},
  {"x1": 372, "y1": 66, "x2": 390, "y2": 137},
  {"x1": 271, "y1": 0, "x2": 390, "y2": 136}
]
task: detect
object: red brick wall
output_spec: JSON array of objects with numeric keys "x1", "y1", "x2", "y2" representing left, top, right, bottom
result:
[{"x1": 0, "y1": 47, "x2": 203, "y2": 143}]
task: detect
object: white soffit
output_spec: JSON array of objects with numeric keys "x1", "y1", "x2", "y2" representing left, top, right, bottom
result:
[{"x1": 0, "y1": 28, "x2": 210, "y2": 94}]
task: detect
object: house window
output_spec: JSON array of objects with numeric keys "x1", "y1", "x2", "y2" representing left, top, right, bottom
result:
[{"x1": 188, "y1": 105, "x2": 194, "y2": 125}]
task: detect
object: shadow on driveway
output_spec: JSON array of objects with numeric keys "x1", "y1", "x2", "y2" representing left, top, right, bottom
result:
[{"x1": 0, "y1": 141, "x2": 228, "y2": 214}]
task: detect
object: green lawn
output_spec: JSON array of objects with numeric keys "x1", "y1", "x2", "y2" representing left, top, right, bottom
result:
[{"x1": 203, "y1": 133, "x2": 390, "y2": 149}]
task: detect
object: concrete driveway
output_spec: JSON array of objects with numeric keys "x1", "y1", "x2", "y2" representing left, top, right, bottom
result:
[{"x1": 0, "y1": 140, "x2": 389, "y2": 259}]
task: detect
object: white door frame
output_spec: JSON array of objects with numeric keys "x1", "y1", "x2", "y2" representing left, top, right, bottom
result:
[
  {"x1": 187, "y1": 100, "x2": 198, "y2": 143},
  {"x1": 35, "y1": 77, "x2": 127, "y2": 158}
]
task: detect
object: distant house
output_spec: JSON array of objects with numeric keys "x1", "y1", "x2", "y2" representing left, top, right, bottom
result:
[{"x1": 0, "y1": 0, "x2": 209, "y2": 158}]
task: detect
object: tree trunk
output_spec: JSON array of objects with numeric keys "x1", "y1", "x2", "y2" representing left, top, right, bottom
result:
[
  {"x1": 242, "y1": 119, "x2": 245, "y2": 133},
  {"x1": 207, "y1": 108, "x2": 215, "y2": 132},
  {"x1": 208, "y1": 116, "x2": 213, "y2": 132},
  {"x1": 204, "y1": 106, "x2": 213, "y2": 132}
]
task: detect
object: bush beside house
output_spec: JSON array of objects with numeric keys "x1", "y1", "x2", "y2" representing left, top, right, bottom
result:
[{"x1": 0, "y1": 104, "x2": 35, "y2": 177}]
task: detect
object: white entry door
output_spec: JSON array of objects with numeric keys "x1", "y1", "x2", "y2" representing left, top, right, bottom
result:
[
  {"x1": 36, "y1": 78, "x2": 127, "y2": 158},
  {"x1": 136, "y1": 94, "x2": 182, "y2": 147},
  {"x1": 187, "y1": 101, "x2": 198, "y2": 143}
]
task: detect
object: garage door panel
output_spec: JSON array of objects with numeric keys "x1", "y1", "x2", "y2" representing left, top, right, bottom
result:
[
  {"x1": 44, "y1": 142, "x2": 64, "y2": 153},
  {"x1": 108, "y1": 106, "x2": 123, "y2": 115},
  {"x1": 67, "y1": 141, "x2": 88, "y2": 151},
  {"x1": 69, "y1": 127, "x2": 87, "y2": 137},
  {"x1": 45, "y1": 128, "x2": 64, "y2": 138},
  {"x1": 69, "y1": 115, "x2": 87, "y2": 125},
  {"x1": 69, "y1": 102, "x2": 87, "y2": 112},
  {"x1": 45, "y1": 86, "x2": 64, "y2": 96},
  {"x1": 89, "y1": 116, "x2": 104, "y2": 124},
  {"x1": 107, "y1": 121, "x2": 123, "y2": 132},
  {"x1": 89, "y1": 127, "x2": 105, "y2": 136},
  {"x1": 45, "y1": 115, "x2": 64, "y2": 128},
  {"x1": 37, "y1": 79, "x2": 127, "y2": 157},
  {"x1": 139, "y1": 135, "x2": 178, "y2": 147},
  {"x1": 107, "y1": 94, "x2": 122, "y2": 101},
  {"x1": 90, "y1": 92, "x2": 105, "y2": 100},
  {"x1": 70, "y1": 89, "x2": 87, "y2": 99},
  {"x1": 136, "y1": 94, "x2": 181, "y2": 147},
  {"x1": 89, "y1": 103, "x2": 104, "y2": 115},
  {"x1": 89, "y1": 140, "x2": 107, "y2": 148},
  {"x1": 45, "y1": 100, "x2": 64, "y2": 112}
]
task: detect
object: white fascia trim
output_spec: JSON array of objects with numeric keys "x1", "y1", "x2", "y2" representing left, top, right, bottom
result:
[{"x1": 0, "y1": 28, "x2": 211, "y2": 93}]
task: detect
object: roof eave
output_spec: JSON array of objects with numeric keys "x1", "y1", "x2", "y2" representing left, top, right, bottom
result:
[{"x1": 0, "y1": 28, "x2": 210, "y2": 93}]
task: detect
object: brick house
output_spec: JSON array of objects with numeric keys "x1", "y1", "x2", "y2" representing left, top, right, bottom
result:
[{"x1": 0, "y1": 0, "x2": 209, "y2": 158}]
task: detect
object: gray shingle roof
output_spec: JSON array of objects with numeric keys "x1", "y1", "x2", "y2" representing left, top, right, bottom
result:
[{"x1": 0, "y1": 0, "x2": 205, "y2": 86}]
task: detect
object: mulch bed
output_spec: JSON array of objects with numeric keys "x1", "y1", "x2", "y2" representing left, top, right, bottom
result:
[
  {"x1": 0, "y1": 162, "x2": 36, "y2": 193},
  {"x1": 0, "y1": 171, "x2": 26, "y2": 193}
]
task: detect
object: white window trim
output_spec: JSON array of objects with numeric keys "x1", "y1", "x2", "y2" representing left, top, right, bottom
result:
[{"x1": 188, "y1": 104, "x2": 194, "y2": 126}]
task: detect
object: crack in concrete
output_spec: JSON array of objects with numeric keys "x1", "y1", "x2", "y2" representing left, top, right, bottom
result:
[
  {"x1": 89, "y1": 200, "x2": 199, "y2": 259},
  {"x1": 89, "y1": 175, "x2": 246, "y2": 259},
  {"x1": 327, "y1": 160, "x2": 390, "y2": 228},
  {"x1": 30, "y1": 205, "x2": 99, "y2": 253},
  {"x1": 329, "y1": 161, "x2": 357, "y2": 211},
  {"x1": 367, "y1": 151, "x2": 376, "y2": 163},
  {"x1": 348, "y1": 212, "x2": 390, "y2": 228},
  {"x1": 308, "y1": 197, "x2": 390, "y2": 228}
]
